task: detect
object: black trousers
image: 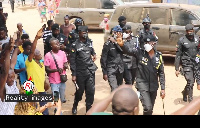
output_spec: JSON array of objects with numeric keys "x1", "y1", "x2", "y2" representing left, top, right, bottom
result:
[
  {"x1": 74, "y1": 73, "x2": 95, "y2": 110},
  {"x1": 0, "y1": 2, "x2": 2, "y2": 7},
  {"x1": 108, "y1": 69, "x2": 123, "y2": 92},
  {"x1": 21, "y1": 0, "x2": 25, "y2": 5},
  {"x1": 10, "y1": 1, "x2": 14, "y2": 12},
  {"x1": 123, "y1": 68, "x2": 137, "y2": 85},
  {"x1": 183, "y1": 67, "x2": 195, "y2": 101},
  {"x1": 139, "y1": 90, "x2": 157, "y2": 115}
]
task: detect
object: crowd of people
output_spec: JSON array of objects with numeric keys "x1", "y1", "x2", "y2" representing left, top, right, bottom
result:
[{"x1": 1, "y1": 0, "x2": 200, "y2": 115}]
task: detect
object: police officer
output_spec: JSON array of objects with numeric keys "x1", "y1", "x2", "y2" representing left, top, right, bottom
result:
[
  {"x1": 175, "y1": 24, "x2": 200, "y2": 103},
  {"x1": 68, "y1": 18, "x2": 83, "y2": 45},
  {"x1": 44, "y1": 23, "x2": 68, "y2": 56},
  {"x1": 117, "y1": 34, "x2": 165, "y2": 115},
  {"x1": 70, "y1": 26, "x2": 98, "y2": 115},
  {"x1": 122, "y1": 25, "x2": 137, "y2": 85},
  {"x1": 138, "y1": 15, "x2": 158, "y2": 49},
  {"x1": 100, "y1": 25, "x2": 124, "y2": 92}
]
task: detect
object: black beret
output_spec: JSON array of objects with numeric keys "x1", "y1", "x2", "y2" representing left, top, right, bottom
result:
[
  {"x1": 185, "y1": 24, "x2": 194, "y2": 30},
  {"x1": 122, "y1": 25, "x2": 131, "y2": 30},
  {"x1": 118, "y1": 16, "x2": 126, "y2": 22},
  {"x1": 51, "y1": 23, "x2": 60, "y2": 30},
  {"x1": 78, "y1": 26, "x2": 88, "y2": 32},
  {"x1": 143, "y1": 35, "x2": 156, "y2": 42}
]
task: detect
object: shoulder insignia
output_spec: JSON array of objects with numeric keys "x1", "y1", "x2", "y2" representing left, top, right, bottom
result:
[{"x1": 105, "y1": 41, "x2": 109, "y2": 45}]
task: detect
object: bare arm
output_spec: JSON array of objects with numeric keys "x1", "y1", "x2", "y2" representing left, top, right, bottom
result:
[
  {"x1": 0, "y1": 37, "x2": 14, "y2": 101},
  {"x1": 171, "y1": 96, "x2": 200, "y2": 115},
  {"x1": 45, "y1": 66, "x2": 58, "y2": 73},
  {"x1": 10, "y1": 39, "x2": 20, "y2": 70},
  {"x1": 28, "y1": 27, "x2": 44, "y2": 62}
]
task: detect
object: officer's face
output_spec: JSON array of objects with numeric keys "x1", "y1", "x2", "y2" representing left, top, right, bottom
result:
[
  {"x1": 145, "y1": 41, "x2": 156, "y2": 46},
  {"x1": 79, "y1": 31, "x2": 88, "y2": 39},
  {"x1": 186, "y1": 30, "x2": 195, "y2": 40},
  {"x1": 52, "y1": 29, "x2": 60, "y2": 38},
  {"x1": 143, "y1": 22, "x2": 151, "y2": 29}
]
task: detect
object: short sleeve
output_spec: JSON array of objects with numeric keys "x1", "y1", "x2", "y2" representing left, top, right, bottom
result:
[
  {"x1": 62, "y1": 51, "x2": 68, "y2": 63},
  {"x1": 14, "y1": 57, "x2": 20, "y2": 70},
  {"x1": 44, "y1": 53, "x2": 51, "y2": 67}
]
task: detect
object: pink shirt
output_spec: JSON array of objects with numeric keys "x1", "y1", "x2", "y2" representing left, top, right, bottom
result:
[{"x1": 44, "y1": 50, "x2": 68, "y2": 84}]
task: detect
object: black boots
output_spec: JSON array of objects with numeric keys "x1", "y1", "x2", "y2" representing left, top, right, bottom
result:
[
  {"x1": 72, "y1": 101, "x2": 79, "y2": 115},
  {"x1": 86, "y1": 105, "x2": 92, "y2": 112},
  {"x1": 182, "y1": 87, "x2": 193, "y2": 102},
  {"x1": 182, "y1": 89, "x2": 188, "y2": 102},
  {"x1": 188, "y1": 88, "x2": 193, "y2": 103}
]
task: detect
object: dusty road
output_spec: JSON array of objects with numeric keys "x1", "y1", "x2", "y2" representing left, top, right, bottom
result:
[{"x1": 3, "y1": 2, "x2": 200, "y2": 115}]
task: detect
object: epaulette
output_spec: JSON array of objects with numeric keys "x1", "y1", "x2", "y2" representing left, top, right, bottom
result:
[
  {"x1": 157, "y1": 51, "x2": 162, "y2": 55},
  {"x1": 179, "y1": 36, "x2": 185, "y2": 42},
  {"x1": 105, "y1": 41, "x2": 110, "y2": 45}
]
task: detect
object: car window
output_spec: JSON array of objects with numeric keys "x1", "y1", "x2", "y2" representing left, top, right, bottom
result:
[
  {"x1": 84, "y1": 0, "x2": 100, "y2": 8},
  {"x1": 67, "y1": 0, "x2": 80, "y2": 8},
  {"x1": 171, "y1": 9, "x2": 197, "y2": 26},
  {"x1": 122, "y1": 7, "x2": 143, "y2": 23},
  {"x1": 142, "y1": 8, "x2": 169, "y2": 25},
  {"x1": 100, "y1": 0, "x2": 116, "y2": 9}
]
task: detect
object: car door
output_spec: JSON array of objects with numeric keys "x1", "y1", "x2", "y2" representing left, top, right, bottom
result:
[
  {"x1": 78, "y1": 0, "x2": 102, "y2": 27},
  {"x1": 141, "y1": 7, "x2": 171, "y2": 53},
  {"x1": 169, "y1": 8, "x2": 198, "y2": 53},
  {"x1": 121, "y1": 7, "x2": 144, "y2": 36}
]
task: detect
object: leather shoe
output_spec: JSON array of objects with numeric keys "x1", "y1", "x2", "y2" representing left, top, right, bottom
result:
[{"x1": 72, "y1": 107, "x2": 77, "y2": 115}]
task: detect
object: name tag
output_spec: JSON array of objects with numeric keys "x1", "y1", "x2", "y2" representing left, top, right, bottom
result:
[{"x1": 77, "y1": 47, "x2": 83, "y2": 51}]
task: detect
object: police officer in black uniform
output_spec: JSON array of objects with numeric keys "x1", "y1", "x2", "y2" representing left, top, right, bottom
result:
[
  {"x1": 175, "y1": 24, "x2": 200, "y2": 103},
  {"x1": 138, "y1": 15, "x2": 158, "y2": 49},
  {"x1": 68, "y1": 18, "x2": 83, "y2": 45},
  {"x1": 122, "y1": 25, "x2": 137, "y2": 85},
  {"x1": 70, "y1": 26, "x2": 98, "y2": 115},
  {"x1": 100, "y1": 25, "x2": 124, "y2": 92},
  {"x1": 118, "y1": 34, "x2": 165, "y2": 115},
  {"x1": 44, "y1": 23, "x2": 68, "y2": 56}
]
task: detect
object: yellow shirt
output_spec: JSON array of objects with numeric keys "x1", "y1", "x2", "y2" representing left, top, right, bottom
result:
[
  {"x1": 19, "y1": 45, "x2": 24, "y2": 53},
  {"x1": 25, "y1": 59, "x2": 45, "y2": 92}
]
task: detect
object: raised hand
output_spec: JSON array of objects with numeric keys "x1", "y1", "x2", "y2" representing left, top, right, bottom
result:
[{"x1": 36, "y1": 27, "x2": 44, "y2": 39}]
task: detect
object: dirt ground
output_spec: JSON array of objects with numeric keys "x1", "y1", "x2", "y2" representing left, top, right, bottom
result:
[{"x1": 3, "y1": 2, "x2": 200, "y2": 115}]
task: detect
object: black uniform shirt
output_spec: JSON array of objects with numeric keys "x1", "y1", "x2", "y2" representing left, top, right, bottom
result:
[
  {"x1": 100, "y1": 41, "x2": 124, "y2": 75},
  {"x1": 138, "y1": 29, "x2": 158, "y2": 49},
  {"x1": 123, "y1": 38, "x2": 137, "y2": 69},
  {"x1": 122, "y1": 42, "x2": 165, "y2": 92},
  {"x1": 68, "y1": 29, "x2": 79, "y2": 45},
  {"x1": 175, "y1": 35, "x2": 199, "y2": 71},
  {"x1": 70, "y1": 39, "x2": 97, "y2": 76}
]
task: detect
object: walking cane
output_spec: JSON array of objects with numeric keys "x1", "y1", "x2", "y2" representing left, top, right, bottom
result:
[
  {"x1": 161, "y1": 92, "x2": 166, "y2": 115},
  {"x1": 74, "y1": 82, "x2": 79, "y2": 90},
  {"x1": 162, "y1": 98, "x2": 166, "y2": 115}
]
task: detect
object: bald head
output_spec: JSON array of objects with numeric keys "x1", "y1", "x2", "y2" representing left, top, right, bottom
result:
[
  {"x1": 17, "y1": 23, "x2": 22, "y2": 26},
  {"x1": 112, "y1": 88, "x2": 139, "y2": 115}
]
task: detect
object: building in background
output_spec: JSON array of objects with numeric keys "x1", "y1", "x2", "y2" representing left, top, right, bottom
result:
[{"x1": 163, "y1": 0, "x2": 200, "y2": 5}]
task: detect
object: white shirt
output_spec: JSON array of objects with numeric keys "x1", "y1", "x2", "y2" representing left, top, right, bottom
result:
[{"x1": 0, "y1": 81, "x2": 19, "y2": 115}]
